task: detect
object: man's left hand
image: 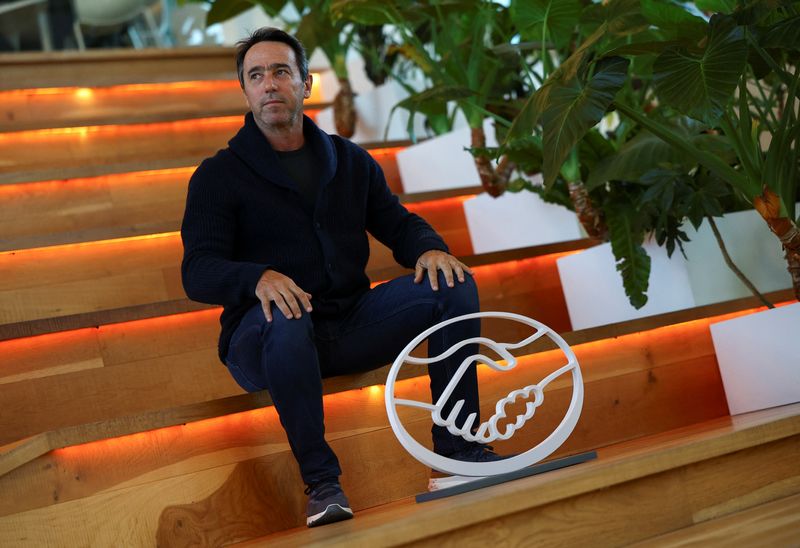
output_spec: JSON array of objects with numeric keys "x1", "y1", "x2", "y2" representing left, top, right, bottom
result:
[{"x1": 414, "y1": 250, "x2": 473, "y2": 291}]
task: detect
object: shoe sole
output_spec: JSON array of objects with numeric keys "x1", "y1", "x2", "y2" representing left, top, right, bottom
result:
[{"x1": 306, "y1": 504, "x2": 354, "y2": 528}]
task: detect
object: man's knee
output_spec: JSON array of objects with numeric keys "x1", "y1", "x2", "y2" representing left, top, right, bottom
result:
[
  {"x1": 436, "y1": 272, "x2": 479, "y2": 315},
  {"x1": 262, "y1": 310, "x2": 315, "y2": 353}
]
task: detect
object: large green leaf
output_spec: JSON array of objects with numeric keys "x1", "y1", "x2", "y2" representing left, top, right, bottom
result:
[
  {"x1": 640, "y1": 0, "x2": 707, "y2": 39},
  {"x1": 206, "y1": 0, "x2": 256, "y2": 26},
  {"x1": 760, "y1": 15, "x2": 800, "y2": 51},
  {"x1": 540, "y1": 56, "x2": 630, "y2": 187},
  {"x1": 613, "y1": 101, "x2": 759, "y2": 197},
  {"x1": 694, "y1": 0, "x2": 737, "y2": 13},
  {"x1": 255, "y1": 0, "x2": 291, "y2": 17},
  {"x1": 579, "y1": 0, "x2": 649, "y2": 37},
  {"x1": 506, "y1": 22, "x2": 610, "y2": 142},
  {"x1": 330, "y1": 0, "x2": 405, "y2": 25},
  {"x1": 607, "y1": 204, "x2": 651, "y2": 309},
  {"x1": 510, "y1": 0, "x2": 582, "y2": 48},
  {"x1": 586, "y1": 123, "x2": 731, "y2": 190},
  {"x1": 653, "y1": 15, "x2": 747, "y2": 126}
]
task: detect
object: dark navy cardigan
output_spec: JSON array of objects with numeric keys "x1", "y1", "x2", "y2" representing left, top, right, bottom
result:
[{"x1": 181, "y1": 113, "x2": 448, "y2": 362}]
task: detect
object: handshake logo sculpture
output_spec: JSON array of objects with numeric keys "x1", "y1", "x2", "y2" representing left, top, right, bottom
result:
[{"x1": 385, "y1": 311, "x2": 583, "y2": 478}]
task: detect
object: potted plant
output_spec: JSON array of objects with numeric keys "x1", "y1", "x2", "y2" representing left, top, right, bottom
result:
[
  {"x1": 508, "y1": 0, "x2": 799, "y2": 409},
  {"x1": 333, "y1": 0, "x2": 524, "y2": 194}
]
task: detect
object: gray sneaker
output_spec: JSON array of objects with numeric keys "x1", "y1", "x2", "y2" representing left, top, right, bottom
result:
[{"x1": 305, "y1": 480, "x2": 354, "y2": 528}]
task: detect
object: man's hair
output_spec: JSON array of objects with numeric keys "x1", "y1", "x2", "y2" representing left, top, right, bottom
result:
[{"x1": 235, "y1": 27, "x2": 309, "y2": 88}]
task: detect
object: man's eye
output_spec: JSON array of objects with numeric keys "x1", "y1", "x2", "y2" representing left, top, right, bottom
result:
[
  {"x1": 250, "y1": 73, "x2": 262, "y2": 80},
  {"x1": 276, "y1": 69, "x2": 289, "y2": 76}
]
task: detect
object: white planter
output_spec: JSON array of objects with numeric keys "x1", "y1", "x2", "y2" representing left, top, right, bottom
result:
[
  {"x1": 315, "y1": 81, "x2": 427, "y2": 143},
  {"x1": 710, "y1": 302, "x2": 800, "y2": 415},
  {"x1": 557, "y1": 241, "x2": 696, "y2": 330},
  {"x1": 463, "y1": 184, "x2": 583, "y2": 254},
  {"x1": 683, "y1": 208, "x2": 793, "y2": 306},
  {"x1": 396, "y1": 119, "x2": 496, "y2": 193}
]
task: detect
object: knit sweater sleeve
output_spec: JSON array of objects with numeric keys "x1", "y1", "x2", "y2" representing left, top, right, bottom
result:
[
  {"x1": 364, "y1": 152, "x2": 449, "y2": 268},
  {"x1": 181, "y1": 160, "x2": 270, "y2": 306}
]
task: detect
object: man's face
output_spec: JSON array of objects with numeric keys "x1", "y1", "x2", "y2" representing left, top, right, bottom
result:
[{"x1": 242, "y1": 41, "x2": 312, "y2": 131}]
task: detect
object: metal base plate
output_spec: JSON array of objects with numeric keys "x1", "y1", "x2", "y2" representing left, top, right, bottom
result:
[{"x1": 416, "y1": 450, "x2": 598, "y2": 503}]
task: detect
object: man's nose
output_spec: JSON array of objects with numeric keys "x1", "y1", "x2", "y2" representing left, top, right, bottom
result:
[{"x1": 263, "y1": 76, "x2": 279, "y2": 90}]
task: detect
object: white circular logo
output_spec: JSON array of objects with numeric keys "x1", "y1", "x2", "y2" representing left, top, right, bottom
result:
[{"x1": 385, "y1": 311, "x2": 583, "y2": 477}]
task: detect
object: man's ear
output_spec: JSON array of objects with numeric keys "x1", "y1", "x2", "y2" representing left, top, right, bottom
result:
[{"x1": 303, "y1": 74, "x2": 313, "y2": 99}]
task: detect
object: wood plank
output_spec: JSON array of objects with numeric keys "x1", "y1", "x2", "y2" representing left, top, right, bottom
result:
[
  {"x1": 0, "y1": 47, "x2": 239, "y2": 91},
  {"x1": 0, "y1": 47, "x2": 337, "y2": 91},
  {"x1": 0, "y1": 116, "x2": 408, "y2": 186},
  {"x1": 0, "y1": 81, "x2": 330, "y2": 131},
  {"x1": 0, "y1": 169, "x2": 473, "y2": 252},
  {"x1": 632, "y1": 492, "x2": 800, "y2": 547},
  {"x1": 0, "y1": 235, "x2": 590, "y2": 327},
  {"x1": 0, "y1": 173, "x2": 473, "y2": 253}
]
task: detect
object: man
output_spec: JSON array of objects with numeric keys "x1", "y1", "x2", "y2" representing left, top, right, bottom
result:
[{"x1": 181, "y1": 27, "x2": 500, "y2": 528}]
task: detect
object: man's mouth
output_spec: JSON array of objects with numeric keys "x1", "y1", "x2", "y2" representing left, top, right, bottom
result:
[{"x1": 262, "y1": 98, "x2": 284, "y2": 107}]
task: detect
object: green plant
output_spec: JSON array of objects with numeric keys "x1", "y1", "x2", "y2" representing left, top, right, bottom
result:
[
  {"x1": 508, "y1": 0, "x2": 800, "y2": 305},
  {"x1": 332, "y1": 0, "x2": 525, "y2": 196}
]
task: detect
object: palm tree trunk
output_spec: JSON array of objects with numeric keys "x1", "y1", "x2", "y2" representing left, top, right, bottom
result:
[
  {"x1": 333, "y1": 78, "x2": 356, "y2": 138},
  {"x1": 753, "y1": 187, "x2": 800, "y2": 300},
  {"x1": 567, "y1": 181, "x2": 608, "y2": 240},
  {"x1": 470, "y1": 126, "x2": 515, "y2": 197}
]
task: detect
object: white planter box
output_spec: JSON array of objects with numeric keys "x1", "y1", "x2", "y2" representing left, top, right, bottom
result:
[
  {"x1": 315, "y1": 81, "x2": 427, "y2": 143},
  {"x1": 396, "y1": 119, "x2": 496, "y2": 193},
  {"x1": 710, "y1": 302, "x2": 800, "y2": 415},
  {"x1": 463, "y1": 185, "x2": 583, "y2": 254},
  {"x1": 683, "y1": 208, "x2": 793, "y2": 306},
  {"x1": 557, "y1": 241, "x2": 696, "y2": 330}
]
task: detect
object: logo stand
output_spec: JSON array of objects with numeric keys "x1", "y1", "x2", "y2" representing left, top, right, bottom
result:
[{"x1": 384, "y1": 311, "x2": 597, "y2": 502}]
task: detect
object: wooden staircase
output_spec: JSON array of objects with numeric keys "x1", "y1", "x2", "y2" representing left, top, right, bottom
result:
[{"x1": 0, "y1": 47, "x2": 798, "y2": 547}]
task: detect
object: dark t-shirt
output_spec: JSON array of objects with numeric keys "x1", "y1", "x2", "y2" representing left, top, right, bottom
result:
[{"x1": 276, "y1": 145, "x2": 319, "y2": 215}]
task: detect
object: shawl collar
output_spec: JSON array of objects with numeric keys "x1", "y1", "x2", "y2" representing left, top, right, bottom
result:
[{"x1": 227, "y1": 112, "x2": 338, "y2": 191}]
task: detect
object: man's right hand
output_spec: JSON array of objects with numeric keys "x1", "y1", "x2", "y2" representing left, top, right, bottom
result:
[{"x1": 255, "y1": 269, "x2": 313, "y2": 322}]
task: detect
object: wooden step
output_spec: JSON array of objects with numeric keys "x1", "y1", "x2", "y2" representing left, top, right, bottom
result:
[
  {"x1": 631, "y1": 492, "x2": 800, "y2": 547},
  {"x1": 0, "y1": 82, "x2": 331, "y2": 131},
  {"x1": 0, "y1": 47, "x2": 239, "y2": 91},
  {"x1": 1, "y1": 393, "x2": 795, "y2": 546},
  {"x1": 0, "y1": 237, "x2": 588, "y2": 331},
  {"x1": 0, "y1": 309, "x2": 756, "y2": 543},
  {"x1": 237, "y1": 404, "x2": 800, "y2": 547},
  {"x1": 0, "y1": 289, "x2": 790, "y2": 475},
  {"x1": 0, "y1": 167, "x2": 480, "y2": 251},
  {"x1": 0, "y1": 118, "x2": 408, "y2": 186}
]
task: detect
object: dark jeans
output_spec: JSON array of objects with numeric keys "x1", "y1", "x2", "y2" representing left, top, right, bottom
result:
[{"x1": 225, "y1": 272, "x2": 481, "y2": 485}]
